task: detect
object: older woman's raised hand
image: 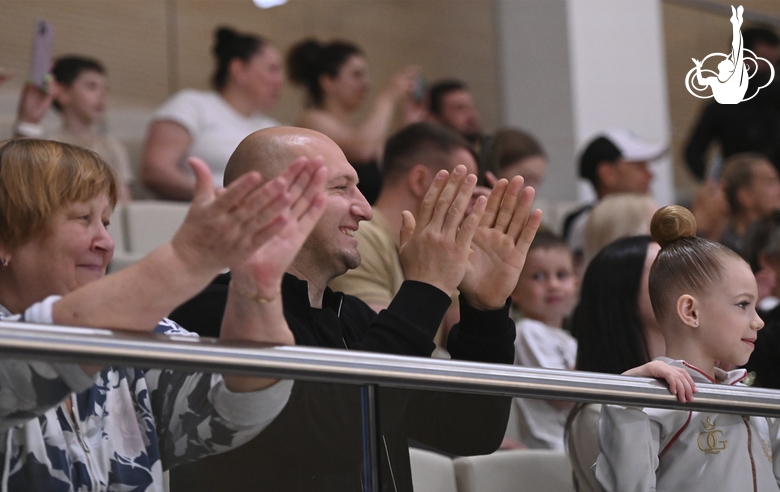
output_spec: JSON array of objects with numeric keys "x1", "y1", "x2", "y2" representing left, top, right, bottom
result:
[
  {"x1": 170, "y1": 157, "x2": 324, "y2": 278},
  {"x1": 229, "y1": 157, "x2": 328, "y2": 301}
]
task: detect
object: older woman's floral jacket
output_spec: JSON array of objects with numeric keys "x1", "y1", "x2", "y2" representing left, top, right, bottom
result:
[{"x1": 0, "y1": 296, "x2": 292, "y2": 491}]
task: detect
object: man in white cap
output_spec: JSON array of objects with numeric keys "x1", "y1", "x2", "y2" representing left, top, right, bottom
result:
[{"x1": 562, "y1": 129, "x2": 667, "y2": 264}]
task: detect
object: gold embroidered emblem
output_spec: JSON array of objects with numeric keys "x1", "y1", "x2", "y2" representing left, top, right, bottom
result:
[
  {"x1": 762, "y1": 439, "x2": 772, "y2": 462},
  {"x1": 698, "y1": 417, "x2": 728, "y2": 454}
]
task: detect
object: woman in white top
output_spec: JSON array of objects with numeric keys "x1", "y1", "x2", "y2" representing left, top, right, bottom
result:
[{"x1": 142, "y1": 27, "x2": 283, "y2": 200}]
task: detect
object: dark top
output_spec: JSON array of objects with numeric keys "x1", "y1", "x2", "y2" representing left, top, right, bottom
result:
[
  {"x1": 744, "y1": 303, "x2": 780, "y2": 390},
  {"x1": 685, "y1": 70, "x2": 780, "y2": 180},
  {"x1": 168, "y1": 273, "x2": 515, "y2": 492}
]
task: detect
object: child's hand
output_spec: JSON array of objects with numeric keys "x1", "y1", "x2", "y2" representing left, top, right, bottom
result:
[{"x1": 623, "y1": 361, "x2": 698, "y2": 403}]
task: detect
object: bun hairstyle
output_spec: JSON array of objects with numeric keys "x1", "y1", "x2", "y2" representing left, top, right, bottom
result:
[
  {"x1": 286, "y1": 38, "x2": 362, "y2": 107},
  {"x1": 212, "y1": 27, "x2": 266, "y2": 91},
  {"x1": 650, "y1": 204, "x2": 697, "y2": 248},
  {"x1": 648, "y1": 205, "x2": 741, "y2": 322}
]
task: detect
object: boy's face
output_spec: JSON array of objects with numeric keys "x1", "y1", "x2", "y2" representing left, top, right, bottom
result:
[
  {"x1": 511, "y1": 246, "x2": 577, "y2": 328},
  {"x1": 58, "y1": 70, "x2": 107, "y2": 124}
]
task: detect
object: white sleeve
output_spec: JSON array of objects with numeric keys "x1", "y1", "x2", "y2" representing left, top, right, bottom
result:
[
  {"x1": 515, "y1": 321, "x2": 570, "y2": 370},
  {"x1": 152, "y1": 90, "x2": 201, "y2": 138},
  {"x1": 595, "y1": 404, "x2": 660, "y2": 492}
]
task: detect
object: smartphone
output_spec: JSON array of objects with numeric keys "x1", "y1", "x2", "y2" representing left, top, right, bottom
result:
[
  {"x1": 29, "y1": 19, "x2": 53, "y2": 89},
  {"x1": 412, "y1": 73, "x2": 427, "y2": 103}
]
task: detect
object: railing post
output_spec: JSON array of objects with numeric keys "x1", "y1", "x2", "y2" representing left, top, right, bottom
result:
[{"x1": 361, "y1": 384, "x2": 380, "y2": 492}]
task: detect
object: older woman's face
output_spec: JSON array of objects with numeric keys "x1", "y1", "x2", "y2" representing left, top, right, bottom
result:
[{"x1": 8, "y1": 193, "x2": 114, "y2": 297}]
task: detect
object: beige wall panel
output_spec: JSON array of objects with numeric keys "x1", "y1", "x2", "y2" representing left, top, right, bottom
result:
[
  {"x1": 663, "y1": 0, "x2": 780, "y2": 199},
  {"x1": 171, "y1": 0, "x2": 499, "y2": 130},
  {"x1": 0, "y1": 1, "x2": 169, "y2": 107}
]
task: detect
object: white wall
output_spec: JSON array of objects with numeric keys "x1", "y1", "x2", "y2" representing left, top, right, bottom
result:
[{"x1": 497, "y1": 0, "x2": 673, "y2": 207}]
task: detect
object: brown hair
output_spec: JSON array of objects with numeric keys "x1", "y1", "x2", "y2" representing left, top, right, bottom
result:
[
  {"x1": 648, "y1": 205, "x2": 741, "y2": 321},
  {"x1": 485, "y1": 128, "x2": 545, "y2": 176},
  {"x1": 0, "y1": 139, "x2": 118, "y2": 248},
  {"x1": 720, "y1": 153, "x2": 767, "y2": 213}
]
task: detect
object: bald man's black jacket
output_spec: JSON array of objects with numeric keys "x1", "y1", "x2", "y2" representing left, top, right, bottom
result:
[{"x1": 168, "y1": 272, "x2": 515, "y2": 492}]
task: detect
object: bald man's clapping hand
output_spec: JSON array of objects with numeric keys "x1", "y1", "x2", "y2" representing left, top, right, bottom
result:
[
  {"x1": 459, "y1": 176, "x2": 542, "y2": 310},
  {"x1": 398, "y1": 165, "x2": 486, "y2": 297}
]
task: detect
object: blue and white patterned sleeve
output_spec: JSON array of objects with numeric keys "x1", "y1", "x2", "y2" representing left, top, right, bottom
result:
[
  {"x1": 147, "y1": 318, "x2": 292, "y2": 469},
  {"x1": 0, "y1": 296, "x2": 96, "y2": 433}
]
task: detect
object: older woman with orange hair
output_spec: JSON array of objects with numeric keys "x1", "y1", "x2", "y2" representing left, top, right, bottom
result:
[{"x1": 0, "y1": 138, "x2": 326, "y2": 490}]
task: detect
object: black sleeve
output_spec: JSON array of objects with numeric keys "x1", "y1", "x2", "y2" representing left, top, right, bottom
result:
[
  {"x1": 684, "y1": 103, "x2": 717, "y2": 181},
  {"x1": 347, "y1": 280, "x2": 451, "y2": 356},
  {"x1": 402, "y1": 295, "x2": 515, "y2": 456},
  {"x1": 167, "y1": 274, "x2": 229, "y2": 338},
  {"x1": 447, "y1": 294, "x2": 516, "y2": 364}
]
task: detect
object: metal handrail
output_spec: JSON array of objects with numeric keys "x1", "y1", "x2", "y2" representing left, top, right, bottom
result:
[{"x1": 2, "y1": 320, "x2": 780, "y2": 417}]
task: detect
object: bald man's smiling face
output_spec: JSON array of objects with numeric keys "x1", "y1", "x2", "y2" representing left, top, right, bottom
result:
[{"x1": 294, "y1": 135, "x2": 373, "y2": 281}]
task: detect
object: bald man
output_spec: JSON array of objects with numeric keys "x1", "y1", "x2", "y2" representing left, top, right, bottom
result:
[{"x1": 169, "y1": 127, "x2": 542, "y2": 492}]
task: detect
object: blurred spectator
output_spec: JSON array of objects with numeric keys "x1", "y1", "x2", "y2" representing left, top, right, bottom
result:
[
  {"x1": 507, "y1": 229, "x2": 577, "y2": 451},
  {"x1": 583, "y1": 193, "x2": 657, "y2": 267},
  {"x1": 742, "y1": 212, "x2": 780, "y2": 389},
  {"x1": 567, "y1": 236, "x2": 663, "y2": 492},
  {"x1": 428, "y1": 79, "x2": 487, "y2": 159},
  {"x1": 562, "y1": 129, "x2": 666, "y2": 267},
  {"x1": 142, "y1": 27, "x2": 282, "y2": 200},
  {"x1": 287, "y1": 38, "x2": 421, "y2": 204},
  {"x1": 484, "y1": 127, "x2": 547, "y2": 190},
  {"x1": 719, "y1": 152, "x2": 780, "y2": 252},
  {"x1": 685, "y1": 27, "x2": 780, "y2": 180},
  {"x1": 13, "y1": 56, "x2": 133, "y2": 202}
]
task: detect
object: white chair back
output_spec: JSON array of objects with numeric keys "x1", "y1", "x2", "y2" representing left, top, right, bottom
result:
[
  {"x1": 409, "y1": 447, "x2": 458, "y2": 492},
  {"x1": 454, "y1": 450, "x2": 574, "y2": 492}
]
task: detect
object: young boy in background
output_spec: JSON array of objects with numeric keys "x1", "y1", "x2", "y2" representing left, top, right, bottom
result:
[
  {"x1": 508, "y1": 229, "x2": 578, "y2": 451},
  {"x1": 50, "y1": 56, "x2": 133, "y2": 202}
]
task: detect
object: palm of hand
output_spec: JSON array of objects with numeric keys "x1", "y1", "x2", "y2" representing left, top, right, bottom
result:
[
  {"x1": 460, "y1": 226, "x2": 525, "y2": 310},
  {"x1": 240, "y1": 219, "x2": 306, "y2": 294}
]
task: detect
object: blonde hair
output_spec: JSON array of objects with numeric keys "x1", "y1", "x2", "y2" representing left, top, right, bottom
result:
[
  {"x1": 0, "y1": 139, "x2": 118, "y2": 248},
  {"x1": 648, "y1": 205, "x2": 741, "y2": 322},
  {"x1": 583, "y1": 193, "x2": 657, "y2": 266}
]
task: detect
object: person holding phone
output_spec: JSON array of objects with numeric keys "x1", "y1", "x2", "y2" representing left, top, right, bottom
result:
[
  {"x1": 286, "y1": 38, "x2": 424, "y2": 204},
  {"x1": 14, "y1": 54, "x2": 134, "y2": 203}
]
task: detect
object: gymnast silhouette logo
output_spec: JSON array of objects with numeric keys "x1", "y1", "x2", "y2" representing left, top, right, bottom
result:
[{"x1": 685, "y1": 5, "x2": 774, "y2": 104}]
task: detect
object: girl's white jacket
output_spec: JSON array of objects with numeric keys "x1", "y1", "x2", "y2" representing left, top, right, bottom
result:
[{"x1": 596, "y1": 357, "x2": 780, "y2": 492}]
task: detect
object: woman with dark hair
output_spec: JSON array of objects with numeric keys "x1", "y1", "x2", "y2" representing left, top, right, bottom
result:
[
  {"x1": 566, "y1": 235, "x2": 667, "y2": 492},
  {"x1": 286, "y1": 38, "x2": 421, "y2": 204},
  {"x1": 142, "y1": 27, "x2": 283, "y2": 200}
]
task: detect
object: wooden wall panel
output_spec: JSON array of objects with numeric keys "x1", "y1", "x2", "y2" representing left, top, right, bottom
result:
[{"x1": 0, "y1": 1, "x2": 169, "y2": 106}]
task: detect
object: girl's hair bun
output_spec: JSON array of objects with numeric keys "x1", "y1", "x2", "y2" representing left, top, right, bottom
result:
[{"x1": 650, "y1": 205, "x2": 697, "y2": 248}]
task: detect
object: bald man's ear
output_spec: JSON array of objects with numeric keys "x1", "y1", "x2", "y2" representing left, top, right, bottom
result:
[{"x1": 407, "y1": 165, "x2": 434, "y2": 199}]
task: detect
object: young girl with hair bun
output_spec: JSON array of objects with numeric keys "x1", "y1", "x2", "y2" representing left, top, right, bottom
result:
[{"x1": 595, "y1": 205, "x2": 776, "y2": 492}]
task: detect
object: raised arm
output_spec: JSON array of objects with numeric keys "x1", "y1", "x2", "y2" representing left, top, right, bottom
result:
[
  {"x1": 300, "y1": 66, "x2": 419, "y2": 163},
  {"x1": 51, "y1": 157, "x2": 300, "y2": 332},
  {"x1": 219, "y1": 157, "x2": 328, "y2": 391}
]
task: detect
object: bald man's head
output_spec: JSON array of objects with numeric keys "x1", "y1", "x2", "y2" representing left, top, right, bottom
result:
[{"x1": 225, "y1": 127, "x2": 333, "y2": 186}]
